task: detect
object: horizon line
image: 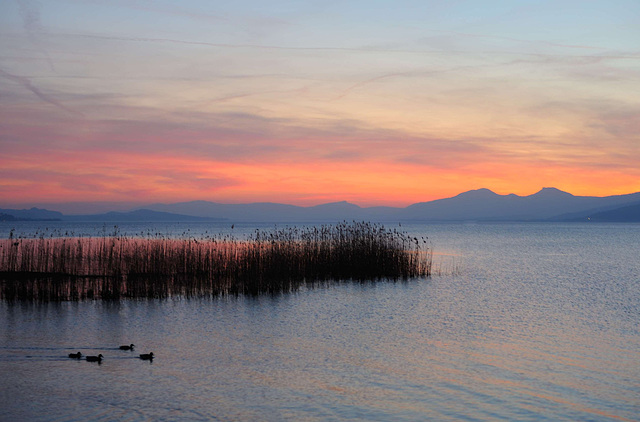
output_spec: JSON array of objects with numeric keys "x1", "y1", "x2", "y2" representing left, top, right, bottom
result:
[{"x1": 3, "y1": 187, "x2": 640, "y2": 215}]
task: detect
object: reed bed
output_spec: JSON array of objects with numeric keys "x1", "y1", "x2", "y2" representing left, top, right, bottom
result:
[{"x1": 0, "y1": 222, "x2": 431, "y2": 301}]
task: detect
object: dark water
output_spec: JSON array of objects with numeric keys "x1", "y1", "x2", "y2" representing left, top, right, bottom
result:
[{"x1": 1, "y1": 222, "x2": 639, "y2": 421}]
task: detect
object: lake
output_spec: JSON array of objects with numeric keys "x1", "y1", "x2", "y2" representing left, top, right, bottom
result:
[{"x1": 1, "y1": 222, "x2": 639, "y2": 421}]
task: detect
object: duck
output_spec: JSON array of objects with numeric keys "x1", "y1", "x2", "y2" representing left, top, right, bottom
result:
[
  {"x1": 139, "y1": 352, "x2": 154, "y2": 360},
  {"x1": 68, "y1": 352, "x2": 82, "y2": 359},
  {"x1": 86, "y1": 354, "x2": 103, "y2": 362},
  {"x1": 119, "y1": 344, "x2": 135, "y2": 350}
]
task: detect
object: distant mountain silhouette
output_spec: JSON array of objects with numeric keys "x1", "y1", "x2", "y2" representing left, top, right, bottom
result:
[
  {"x1": 4, "y1": 188, "x2": 640, "y2": 223},
  {"x1": 62, "y1": 209, "x2": 225, "y2": 222},
  {"x1": 142, "y1": 200, "x2": 375, "y2": 222},
  {"x1": 141, "y1": 188, "x2": 640, "y2": 222},
  {"x1": 0, "y1": 207, "x2": 63, "y2": 221},
  {"x1": 143, "y1": 201, "x2": 307, "y2": 222},
  {"x1": 0, "y1": 213, "x2": 17, "y2": 221},
  {"x1": 556, "y1": 202, "x2": 640, "y2": 222},
  {"x1": 400, "y1": 188, "x2": 640, "y2": 221}
]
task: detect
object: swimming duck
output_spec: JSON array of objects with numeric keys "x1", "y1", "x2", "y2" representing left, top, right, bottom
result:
[
  {"x1": 68, "y1": 352, "x2": 82, "y2": 359},
  {"x1": 86, "y1": 354, "x2": 103, "y2": 362},
  {"x1": 119, "y1": 344, "x2": 135, "y2": 350},
  {"x1": 139, "y1": 352, "x2": 154, "y2": 360}
]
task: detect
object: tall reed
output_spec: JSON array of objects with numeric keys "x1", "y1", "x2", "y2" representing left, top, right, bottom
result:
[{"x1": 0, "y1": 222, "x2": 431, "y2": 301}]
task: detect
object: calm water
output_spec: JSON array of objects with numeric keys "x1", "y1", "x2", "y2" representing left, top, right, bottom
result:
[{"x1": 1, "y1": 222, "x2": 639, "y2": 421}]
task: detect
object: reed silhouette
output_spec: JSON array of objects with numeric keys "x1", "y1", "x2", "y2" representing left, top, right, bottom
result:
[{"x1": 0, "y1": 222, "x2": 431, "y2": 301}]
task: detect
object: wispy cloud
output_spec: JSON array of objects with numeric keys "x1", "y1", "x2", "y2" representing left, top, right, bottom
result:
[
  {"x1": 53, "y1": 32, "x2": 409, "y2": 53},
  {"x1": 331, "y1": 64, "x2": 499, "y2": 100},
  {"x1": 49, "y1": 31, "x2": 640, "y2": 61},
  {"x1": 13, "y1": 0, "x2": 55, "y2": 71},
  {"x1": 2, "y1": 0, "x2": 639, "y2": 205},
  {"x1": 419, "y1": 29, "x2": 605, "y2": 51},
  {"x1": 0, "y1": 68, "x2": 82, "y2": 116}
]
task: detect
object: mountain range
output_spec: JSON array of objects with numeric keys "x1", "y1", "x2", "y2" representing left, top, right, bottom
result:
[{"x1": 1, "y1": 188, "x2": 639, "y2": 223}]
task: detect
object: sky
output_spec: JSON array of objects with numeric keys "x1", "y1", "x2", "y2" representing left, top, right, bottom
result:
[{"x1": 1, "y1": 0, "x2": 639, "y2": 211}]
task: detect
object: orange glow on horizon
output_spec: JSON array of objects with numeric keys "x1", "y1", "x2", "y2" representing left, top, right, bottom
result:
[
  {"x1": 2, "y1": 149, "x2": 639, "y2": 208},
  {"x1": 1, "y1": 2, "x2": 638, "y2": 211}
]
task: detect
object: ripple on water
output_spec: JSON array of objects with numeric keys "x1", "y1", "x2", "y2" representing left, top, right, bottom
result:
[{"x1": 1, "y1": 222, "x2": 640, "y2": 421}]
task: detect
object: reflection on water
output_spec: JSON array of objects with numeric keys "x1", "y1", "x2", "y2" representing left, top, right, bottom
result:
[{"x1": 1, "y1": 223, "x2": 639, "y2": 421}]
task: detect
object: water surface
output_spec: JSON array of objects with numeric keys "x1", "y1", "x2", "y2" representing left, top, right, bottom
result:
[{"x1": 1, "y1": 222, "x2": 639, "y2": 421}]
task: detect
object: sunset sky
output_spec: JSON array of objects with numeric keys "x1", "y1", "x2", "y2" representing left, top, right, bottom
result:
[{"x1": 1, "y1": 0, "x2": 639, "y2": 211}]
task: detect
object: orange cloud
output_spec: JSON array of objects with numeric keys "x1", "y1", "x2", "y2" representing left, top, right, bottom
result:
[{"x1": 2, "y1": 144, "x2": 639, "y2": 208}]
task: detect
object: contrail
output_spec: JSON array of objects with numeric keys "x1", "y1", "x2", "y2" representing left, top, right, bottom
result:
[
  {"x1": 332, "y1": 73, "x2": 405, "y2": 100},
  {"x1": 14, "y1": 0, "x2": 55, "y2": 72},
  {"x1": 422, "y1": 29, "x2": 604, "y2": 51},
  {"x1": 0, "y1": 68, "x2": 82, "y2": 116},
  {"x1": 331, "y1": 64, "x2": 486, "y2": 101},
  {"x1": 52, "y1": 31, "x2": 640, "y2": 60},
  {"x1": 54, "y1": 32, "x2": 412, "y2": 53}
]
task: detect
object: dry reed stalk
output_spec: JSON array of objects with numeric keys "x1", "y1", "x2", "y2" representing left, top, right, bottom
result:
[{"x1": 0, "y1": 222, "x2": 431, "y2": 301}]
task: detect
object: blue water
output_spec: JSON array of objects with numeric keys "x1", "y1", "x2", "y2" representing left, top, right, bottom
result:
[{"x1": 1, "y1": 222, "x2": 639, "y2": 421}]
